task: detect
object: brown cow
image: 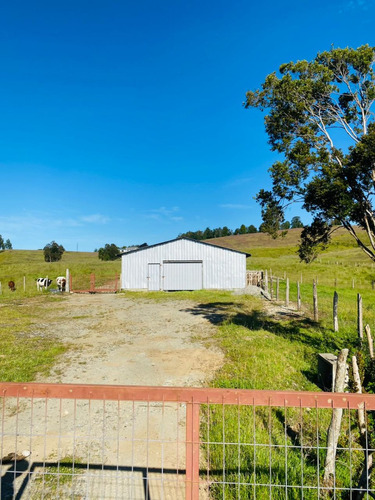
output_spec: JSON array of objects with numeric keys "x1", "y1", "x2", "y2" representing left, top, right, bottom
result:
[{"x1": 8, "y1": 281, "x2": 16, "y2": 292}]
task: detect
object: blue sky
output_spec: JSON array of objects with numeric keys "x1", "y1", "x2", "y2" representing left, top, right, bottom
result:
[{"x1": 1, "y1": 0, "x2": 374, "y2": 250}]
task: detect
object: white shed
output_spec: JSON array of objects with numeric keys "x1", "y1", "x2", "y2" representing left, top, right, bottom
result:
[{"x1": 120, "y1": 237, "x2": 250, "y2": 291}]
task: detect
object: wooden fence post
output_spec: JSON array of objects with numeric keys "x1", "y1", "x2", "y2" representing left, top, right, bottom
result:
[
  {"x1": 357, "y1": 293, "x2": 363, "y2": 341},
  {"x1": 313, "y1": 280, "x2": 318, "y2": 322},
  {"x1": 23, "y1": 276, "x2": 26, "y2": 292},
  {"x1": 333, "y1": 291, "x2": 339, "y2": 332},
  {"x1": 0, "y1": 282, "x2": 2, "y2": 294},
  {"x1": 365, "y1": 324, "x2": 374, "y2": 359},
  {"x1": 297, "y1": 282, "x2": 301, "y2": 311},
  {"x1": 270, "y1": 277, "x2": 273, "y2": 299},
  {"x1": 264, "y1": 270, "x2": 268, "y2": 293},
  {"x1": 352, "y1": 278, "x2": 355, "y2": 289},
  {"x1": 66, "y1": 269, "x2": 70, "y2": 293},
  {"x1": 285, "y1": 278, "x2": 289, "y2": 307},
  {"x1": 323, "y1": 349, "x2": 349, "y2": 489},
  {"x1": 276, "y1": 278, "x2": 280, "y2": 301}
]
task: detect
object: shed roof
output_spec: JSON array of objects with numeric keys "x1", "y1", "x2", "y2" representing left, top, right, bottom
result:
[{"x1": 118, "y1": 237, "x2": 251, "y2": 258}]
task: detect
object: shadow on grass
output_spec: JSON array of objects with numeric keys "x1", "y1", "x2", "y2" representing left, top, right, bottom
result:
[{"x1": 182, "y1": 302, "x2": 349, "y2": 354}]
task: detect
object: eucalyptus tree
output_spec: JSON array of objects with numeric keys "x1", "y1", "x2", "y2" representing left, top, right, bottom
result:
[{"x1": 245, "y1": 45, "x2": 375, "y2": 262}]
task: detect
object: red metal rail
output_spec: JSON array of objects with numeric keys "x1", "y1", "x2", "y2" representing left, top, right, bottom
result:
[{"x1": 1, "y1": 382, "x2": 374, "y2": 409}]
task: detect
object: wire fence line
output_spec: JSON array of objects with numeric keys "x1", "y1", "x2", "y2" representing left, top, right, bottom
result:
[{"x1": 1, "y1": 382, "x2": 375, "y2": 499}]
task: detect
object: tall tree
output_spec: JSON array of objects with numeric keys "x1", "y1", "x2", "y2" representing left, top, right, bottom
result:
[
  {"x1": 4, "y1": 239, "x2": 12, "y2": 250},
  {"x1": 98, "y1": 243, "x2": 119, "y2": 261},
  {"x1": 43, "y1": 241, "x2": 65, "y2": 262},
  {"x1": 245, "y1": 45, "x2": 375, "y2": 262},
  {"x1": 291, "y1": 216, "x2": 304, "y2": 229}
]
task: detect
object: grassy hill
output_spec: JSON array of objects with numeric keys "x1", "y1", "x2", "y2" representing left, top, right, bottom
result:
[{"x1": 206, "y1": 227, "x2": 375, "y2": 289}]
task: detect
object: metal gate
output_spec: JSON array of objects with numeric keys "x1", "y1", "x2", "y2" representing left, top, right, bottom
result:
[
  {"x1": 1, "y1": 383, "x2": 375, "y2": 499},
  {"x1": 69, "y1": 273, "x2": 119, "y2": 293}
]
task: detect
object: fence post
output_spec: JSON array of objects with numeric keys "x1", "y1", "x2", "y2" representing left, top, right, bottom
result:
[
  {"x1": 313, "y1": 280, "x2": 318, "y2": 322},
  {"x1": 357, "y1": 293, "x2": 363, "y2": 342},
  {"x1": 90, "y1": 274, "x2": 95, "y2": 293},
  {"x1": 323, "y1": 349, "x2": 349, "y2": 489},
  {"x1": 333, "y1": 291, "x2": 339, "y2": 332},
  {"x1": 186, "y1": 401, "x2": 200, "y2": 499},
  {"x1": 276, "y1": 278, "x2": 280, "y2": 301},
  {"x1": 270, "y1": 277, "x2": 273, "y2": 299},
  {"x1": 264, "y1": 270, "x2": 268, "y2": 293},
  {"x1": 285, "y1": 278, "x2": 289, "y2": 307},
  {"x1": 352, "y1": 278, "x2": 355, "y2": 289},
  {"x1": 365, "y1": 324, "x2": 374, "y2": 359},
  {"x1": 297, "y1": 282, "x2": 301, "y2": 311},
  {"x1": 0, "y1": 282, "x2": 2, "y2": 294},
  {"x1": 66, "y1": 269, "x2": 70, "y2": 293}
]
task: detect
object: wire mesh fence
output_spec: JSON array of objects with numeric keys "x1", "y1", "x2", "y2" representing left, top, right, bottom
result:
[{"x1": 1, "y1": 383, "x2": 375, "y2": 499}]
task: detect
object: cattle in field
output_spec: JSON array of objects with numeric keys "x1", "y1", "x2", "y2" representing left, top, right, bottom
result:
[
  {"x1": 8, "y1": 281, "x2": 16, "y2": 292},
  {"x1": 56, "y1": 276, "x2": 66, "y2": 291},
  {"x1": 36, "y1": 278, "x2": 52, "y2": 291}
]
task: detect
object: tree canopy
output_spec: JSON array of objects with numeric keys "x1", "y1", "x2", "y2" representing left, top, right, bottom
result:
[
  {"x1": 43, "y1": 241, "x2": 65, "y2": 262},
  {"x1": 245, "y1": 44, "x2": 375, "y2": 262},
  {"x1": 98, "y1": 243, "x2": 119, "y2": 261}
]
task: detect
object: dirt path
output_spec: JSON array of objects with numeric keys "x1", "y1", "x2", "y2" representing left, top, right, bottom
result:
[
  {"x1": 41, "y1": 293, "x2": 223, "y2": 387},
  {"x1": 2, "y1": 293, "x2": 224, "y2": 499}
]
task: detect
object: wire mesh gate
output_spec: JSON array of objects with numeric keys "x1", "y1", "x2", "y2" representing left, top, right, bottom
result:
[
  {"x1": 69, "y1": 274, "x2": 119, "y2": 294},
  {"x1": 1, "y1": 383, "x2": 375, "y2": 499}
]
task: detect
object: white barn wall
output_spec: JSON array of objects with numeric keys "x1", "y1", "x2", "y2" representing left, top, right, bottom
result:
[{"x1": 121, "y1": 239, "x2": 247, "y2": 290}]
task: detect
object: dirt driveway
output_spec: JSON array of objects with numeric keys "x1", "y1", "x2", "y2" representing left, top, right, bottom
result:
[
  {"x1": 2, "y1": 293, "x2": 224, "y2": 499},
  {"x1": 43, "y1": 293, "x2": 224, "y2": 387}
]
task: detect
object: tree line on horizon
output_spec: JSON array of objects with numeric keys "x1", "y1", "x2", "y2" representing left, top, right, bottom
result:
[
  {"x1": 0, "y1": 235, "x2": 13, "y2": 250},
  {"x1": 178, "y1": 216, "x2": 304, "y2": 241}
]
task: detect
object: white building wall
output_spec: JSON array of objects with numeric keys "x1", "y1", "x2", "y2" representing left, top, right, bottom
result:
[{"x1": 121, "y1": 239, "x2": 246, "y2": 290}]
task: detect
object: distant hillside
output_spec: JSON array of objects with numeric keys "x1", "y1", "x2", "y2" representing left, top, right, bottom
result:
[
  {"x1": 204, "y1": 227, "x2": 368, "y2": 254},
  {"x1": 204, "y1": 226, "x2": 375, "y2": 287}
]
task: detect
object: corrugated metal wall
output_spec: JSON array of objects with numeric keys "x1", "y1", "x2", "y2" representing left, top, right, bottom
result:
[{"x1": 121, "y1": 239, "x2": 246, "y2": 290}]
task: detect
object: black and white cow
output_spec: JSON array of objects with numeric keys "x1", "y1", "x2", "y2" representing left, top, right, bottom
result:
[
  {"x1": 36, "y1": 278, "x2": 52, "y2": 291},
  {"x1": 56, "y1": 276, "x2": 66, "y2": 292}
]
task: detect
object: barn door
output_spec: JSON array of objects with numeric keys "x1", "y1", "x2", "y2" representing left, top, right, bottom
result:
[
  {"x1": 148, "y1": 263, "x2": 161, "y2": 291},
  {"x1": 163, "y1": 261, "x2": 203, "y2": 290}
]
